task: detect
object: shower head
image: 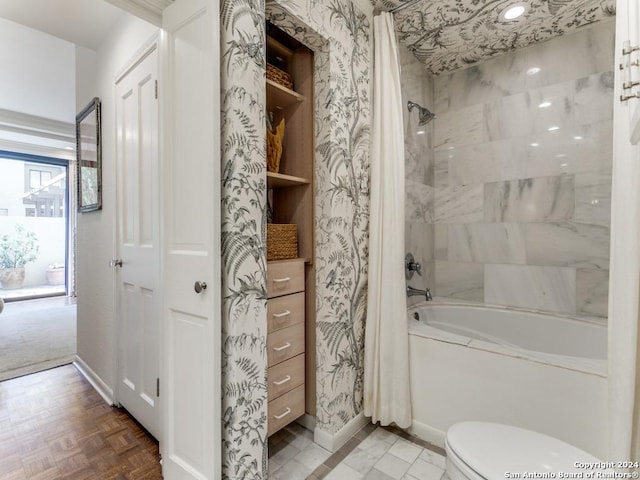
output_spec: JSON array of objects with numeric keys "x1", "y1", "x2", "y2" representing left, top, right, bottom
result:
[{"x1": 407, "y1": 101, "x2": 436, "y2": 125}]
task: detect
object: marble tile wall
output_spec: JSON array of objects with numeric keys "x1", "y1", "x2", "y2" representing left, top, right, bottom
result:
[
  {"x1": 400, "y1": 42, "x2": 435, "y2": 302},
  {"x1": 430, "y1": 20, "x2": 615, "y2": 317}
]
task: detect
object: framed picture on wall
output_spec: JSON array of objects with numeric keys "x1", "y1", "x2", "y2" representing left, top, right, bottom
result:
[{"x1": 76, "y1": 97, "x2": 102, "y2": 212}]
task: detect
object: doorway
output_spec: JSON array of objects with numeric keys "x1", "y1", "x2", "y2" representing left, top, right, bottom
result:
[
  {"x1": 0, "y1": 152, "x2": 69, "y2": 300},
  {"x1": 0, "y1": 151, "x2": 76, "y2": 381}
]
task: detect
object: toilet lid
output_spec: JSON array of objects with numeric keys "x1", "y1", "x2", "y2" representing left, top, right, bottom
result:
[{"x1": 447, "y1": 422, "x2": 608, "y2": 479}]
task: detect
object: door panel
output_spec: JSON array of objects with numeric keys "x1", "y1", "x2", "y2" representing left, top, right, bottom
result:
[
  {"x1": 115, "y1": 46, "x2": 161, "y2": 440},
  {"x1": 161, "y1": 0, "x2": 221, "y2": 478}
]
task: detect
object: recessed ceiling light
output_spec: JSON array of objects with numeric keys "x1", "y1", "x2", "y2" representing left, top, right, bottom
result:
[
  {"x1": 499, "y1": 2, "x2": 529, "y2": 22},
  {"x1": 548, "y1": 126, "x2": 560, "y2": 132},
  {"x1": 538, "y1": 101, "x2": 552, "y2": 108},
  {"x1": 527, "y1": 67, "x2": 541, "y2": 76},
  {"x1": 573, "y1": 135, "x2": 583, "y2": 140},
  {"x1": 416, "y1": 130, "x2": 425, "y2": 135},
  {"x1": 530, "y1": 143, "x2": 539, "y2": 147}
]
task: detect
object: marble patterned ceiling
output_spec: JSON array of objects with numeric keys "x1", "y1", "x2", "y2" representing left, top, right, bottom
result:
[{"x1": 372, "y1": 0, "x2": 615, "y2": 75}]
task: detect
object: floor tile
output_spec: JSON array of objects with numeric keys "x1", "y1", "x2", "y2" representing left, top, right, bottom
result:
[
  {"x1": 388, "y1": 438, "x2": 423, "y2": 464},
  {"x1": 364, "y1": 468, "x2": 396, "y2": 480},
  {"x1": 374, "y1": 452, "x2": 411, "y2": 479},
  {"x1": 270, "y1": 458, "x2": 313, "y2": 480},
  {"x1": 343, "y1": 447, "x2": 380, "y2": 474},
  {"x1": 406, "y1": 458, "x2": 445, "y2": 480},
  {"x1": 293, "y1": 442, "x2": 331, "y2": 470},
  {"x1": 419, "y1": 448, "x2": 447, "y2": 469},
  {"x1": 325, "y1": 463, "x2": 365, "y2": 480}
]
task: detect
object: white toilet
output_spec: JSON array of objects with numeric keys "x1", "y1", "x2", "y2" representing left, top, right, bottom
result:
[{"x1": 445, "y1": 422, "x2": 611, "y2": 480}]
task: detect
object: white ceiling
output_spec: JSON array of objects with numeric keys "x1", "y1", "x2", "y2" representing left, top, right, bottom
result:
[{"x1": 0, "y1": 0, "x2": 124, "y2": 50}]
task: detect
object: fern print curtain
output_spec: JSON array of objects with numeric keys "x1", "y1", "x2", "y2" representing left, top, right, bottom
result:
[{"x1": 364, "y1": 11, "x2": 411, "y2": 428}]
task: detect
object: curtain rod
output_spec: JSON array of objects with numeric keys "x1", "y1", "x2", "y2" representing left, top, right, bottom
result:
[{"x1": 389, "y1": 0, "x2": 423, "y2": 14}]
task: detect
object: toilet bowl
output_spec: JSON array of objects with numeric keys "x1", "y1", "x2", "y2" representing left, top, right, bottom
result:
[{"x1": 445, "y1": 422, "x2": 611, "y2": 480}]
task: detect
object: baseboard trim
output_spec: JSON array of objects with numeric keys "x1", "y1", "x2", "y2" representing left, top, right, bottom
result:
[
  {"x1": 295, "y1": 413, "x2": 316, "y2": 432},
  {"x1": 73, "y1": 355, "x2": 114, "y2": 406},
  {"x1": 314, "y1": 411, "x2": 369, "y2": 452},
  {"x1": 408, "y1": 419, "x2": 446, "y2": 449}
]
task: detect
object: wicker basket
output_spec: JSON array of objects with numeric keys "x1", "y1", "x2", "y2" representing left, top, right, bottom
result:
[
  {"x1": 267, "y1": 224, "x2": 298, "y2": 261},
  {"x1": 267, "y1": 63, "x2": 294, "y2": 90}
]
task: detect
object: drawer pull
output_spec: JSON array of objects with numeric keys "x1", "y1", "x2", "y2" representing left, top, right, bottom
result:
[
  {"x1": 273, "y1": 375, "x2": 291, "y2": 386},
  {"x1": 273, "y1": 342, "x2": 291, "y2": 352},
  {"x1": 273, "y1": 407, "x2": 291, "y2": 420},
  {"x1": 272, "y1": 310, "x2": 291, "y2": 318},
  {"x1": 273, "y1": 277, "x2": 291, "y2": 284}
]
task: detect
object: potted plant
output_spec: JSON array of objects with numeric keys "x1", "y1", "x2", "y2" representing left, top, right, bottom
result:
[
  {"x1": 0, "y1": 224, "x2": 39, "y2": 290},
  {"x1": 46, "y1": 262, "x2": 65, "y2": 286}
]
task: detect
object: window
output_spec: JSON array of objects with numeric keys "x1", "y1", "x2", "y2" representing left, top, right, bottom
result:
[{"x1": 29, "y1": 169, "x2": 52, "y2": 189}]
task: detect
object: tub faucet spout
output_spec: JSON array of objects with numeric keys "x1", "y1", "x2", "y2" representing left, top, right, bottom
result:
[{"x1": 407, "y1": 286, "x2": 432, "y2": 301}]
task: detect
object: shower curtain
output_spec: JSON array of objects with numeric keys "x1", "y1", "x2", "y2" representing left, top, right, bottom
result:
[
  {"x1": 364, "y1": 12, "x2": 411, "y2": 429},
  {"x1": 609, "y1": 0, "x2": 640, "y2": 463}
]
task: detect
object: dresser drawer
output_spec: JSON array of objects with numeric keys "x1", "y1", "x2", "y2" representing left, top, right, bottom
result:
[
  {"x1": 268, "y1": 353, "x2": 305, "y2": 400},
  {"x1": 267, "y1": 260, "x2": 305, "y2": 298},
  {"x1": 268, "y1": 384, "x2": 305, "y2": 437},
  {"x1": 267, "y1": 292, "x2": 305, "y2": 333},
  {"x1": 267, "y1": 323, "x2": 304, "y2": 367}
]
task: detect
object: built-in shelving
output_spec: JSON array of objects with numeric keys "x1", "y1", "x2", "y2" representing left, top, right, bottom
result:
[
  {"x1": 266, "y1": 79, "x2": 305, "y2": 110},
  {"x1": 266, "y1": 25, "x2": 316, "y2": 432},
  {"x1": 267, "y1": 172, "x2": 310, "y2": 188}
]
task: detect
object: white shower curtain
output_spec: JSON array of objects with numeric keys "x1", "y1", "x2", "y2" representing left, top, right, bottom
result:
[
  {"x1": 608, "y1": 0, "x2": 640, "y2": 463},
  {"x1": 364, "y1": 12, "x2": 411, "y2": 429}
]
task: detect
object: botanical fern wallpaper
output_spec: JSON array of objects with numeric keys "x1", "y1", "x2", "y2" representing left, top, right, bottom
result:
[
  {"x1": 266, "y1": 0, "x2": 372, "y2": 436},
  {"x1": 220, "y1": 0, "x2": 268, "y2": 478},
  {"x1": 371, "y1": 0, "x2": 615, "y2": 74}
]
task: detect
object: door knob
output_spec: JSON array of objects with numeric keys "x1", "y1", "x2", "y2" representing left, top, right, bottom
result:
[
  {"x1": 194, "y1": 281, "x2": 207, "y2": 293},
  {"x1": 110, "y1": 259, "x2": 123, "y2": 268}
]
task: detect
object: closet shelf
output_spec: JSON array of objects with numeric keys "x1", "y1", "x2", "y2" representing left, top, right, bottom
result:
[
  {"x1": 267, "y1": 172, "x2": 310, "y2": 188},
  {"x1": 266, "y1": 79, "x2": 305, "y2": 110}
]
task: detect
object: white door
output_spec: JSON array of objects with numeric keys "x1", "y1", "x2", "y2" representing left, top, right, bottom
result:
[
  {"x1": 161, "y1": 0, "x2": 221, "y2": 478},
  {"x1": 115, "y1": 45, "x2": 161, "y2": 440}
]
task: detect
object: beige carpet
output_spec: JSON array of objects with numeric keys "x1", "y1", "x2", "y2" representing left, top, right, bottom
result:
[{"x1": 0, "y1": 297, "x2": 76, "y2": 381}]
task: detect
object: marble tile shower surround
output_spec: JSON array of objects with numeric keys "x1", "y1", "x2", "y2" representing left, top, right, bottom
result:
[
  {"x1": 429, "y1": 20, "x2": 614, "y2": 317},
  {"x1": 400, "y1": 42, "x2": 435, "y2": 298}
]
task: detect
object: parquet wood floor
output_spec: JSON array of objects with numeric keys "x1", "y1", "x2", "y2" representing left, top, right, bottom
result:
[{"x1": 0, "y1": 364, "x2": 162, "y2": 479}]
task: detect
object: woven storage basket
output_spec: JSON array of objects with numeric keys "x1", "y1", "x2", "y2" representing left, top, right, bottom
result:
[
  {"x1": 267, "y1": 224, "x2": 298, "y2": 261},
  {"x1": 267, "y1": 64, "x2": 294, "y2": 90}
]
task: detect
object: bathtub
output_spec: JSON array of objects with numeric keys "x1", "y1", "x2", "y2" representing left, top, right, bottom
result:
[{"x1": 407, "y1": 300, "x2": 608, "y2": 459}]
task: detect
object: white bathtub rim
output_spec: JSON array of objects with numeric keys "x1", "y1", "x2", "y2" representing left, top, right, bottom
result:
[
  {"x1": 408, "y1": 301, "x2": 607, "y2": 378},
  {"x1": 410, "y1": 296, "x2": 607, "y2": 327}
]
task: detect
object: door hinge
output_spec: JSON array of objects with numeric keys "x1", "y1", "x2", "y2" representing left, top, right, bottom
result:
[
  {"x1": 155, "y1": 80, "x2": 158, "y2": 99},
  {"x1": 156, "y1": 378, "x2": 160, "y2": 397}
]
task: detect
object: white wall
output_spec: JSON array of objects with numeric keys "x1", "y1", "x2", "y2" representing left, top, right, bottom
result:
[
  {"x1": 75, "y1": 13, "x2": 158, "y2": 393},
  {"x1": 0, "y1": 17, "x2": 76, "y2": 123}
]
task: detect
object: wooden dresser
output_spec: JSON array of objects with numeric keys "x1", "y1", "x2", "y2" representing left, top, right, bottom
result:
[{"x1": 266, "y1": 259, "x2": 306, "y2": 436}]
